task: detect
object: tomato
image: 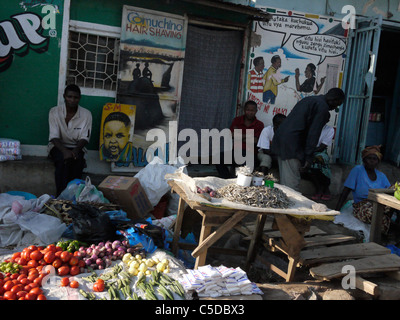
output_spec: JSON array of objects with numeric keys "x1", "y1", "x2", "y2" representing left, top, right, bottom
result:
[
  {"x1": 10, "y1": 284, "x2": 23, "y2": 294},
  {"x1": 55, "y1": 250, "x2": 62, "y2": 258},
  {"x1": 60, "y1": 251, "x2": 71, "y2": 263},
  {"x1": 78, "y1": 260, "x2": 86, "y2": 268},
  {"x1": 52, "y1": 258, "x2": 62, "y2": 269},
  {"x1": 27, "y1": 274, "x2": 38, "y2": 283},
  {"x1": 93, "y1": 279, "x2": 105, "y2": 292},
  {"x1": 46, "y1": 244, "x2": 57, "y2": 252},
  {"x1": 60, "y1": 277, "x2": 69, "y2": 287},
  {"x1": 16, "y1": 290, "x2": 27, "y2": 298},
  {"x1": 29, "y1": 287, "x2": 43, "y2": 296},
  {"x1": 4, "y1": 291, "x2": 16, "y2": 300},
  {"x1": 19, "y1": 278, "x2": 30, "y2": 285},
  {"x1": 17, "y1": 274, "x2": 27, "y2": 282},
  {"x1": 10, "y1": 273, "x2": 19, "y2": 280},
  {"x1": 44, "y1": 251, "x2": 56, "y2": 264},
  {"x1": 3, "y1": 280, "x2": 14, "y2": 291},
  {"x1": 57, "y1": 266, "x2": 70, "y2": 276},
  {"x1": 18, "y1": 258, "x2": 27, "y2": 266},
  {"x1": 69, "y1": 281, "x2": 79, "y2": 289},
  {"x1": 27, "y1": 245, "x2": 37, "y2": 251},
  {"x1": 27, "y1": 259, "x2": 38, "y2": 268},
  {"x1": 25, "y1": 292, "x2": 37, "y2": 300},
  {"x1": 69, "y1": 266, "x2": 80, "y2": 276},
  {"x1": 24, "y1": 284, "x2": 33, "y2": 292},
  {"x1": 21, "y1": 249, "x2": 33, "y2": 261},
  {"x1": 69, "y1": 256, "x2": 79, "y2": 266},
  {"x1": 30, "y1": 250, "x2": 44, "y2": 261},
  {"x1": 12, "y1": 252, "x2": 21, "y2": 260},
  {"x1": 37, "y1": 294, "x2": 47, "y2": 300},
  {"x1": 33, "y1": 277, "x2": 43, "y2": 286}
]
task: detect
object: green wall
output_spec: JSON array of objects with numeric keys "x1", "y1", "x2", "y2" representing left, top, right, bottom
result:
[{"x1": 0, "y1": 1, "x2": 63, "y2": 147}]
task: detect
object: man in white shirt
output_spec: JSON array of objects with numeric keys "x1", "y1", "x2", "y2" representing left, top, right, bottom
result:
[
  {"x1": 48, "y1": 84, "x2": 92, "y2": 196},
  {"x1": 257, "y1": 113, "x2": 286, "y2": 175}
]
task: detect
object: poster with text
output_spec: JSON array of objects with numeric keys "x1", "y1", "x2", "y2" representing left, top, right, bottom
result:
[
  {"x1": 116, "y1": 6, "x2": 187, "y2": 168},
  {"x1": 99, "y1": 103, "x2": 136, "y2": 163},
  {"x1": 247, "y1": 7, "x2": 348, "y2": 132}
]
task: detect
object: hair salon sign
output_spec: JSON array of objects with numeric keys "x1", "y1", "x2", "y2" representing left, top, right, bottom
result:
[{"x1": 0, "y1": 7, "x2": 56, "y2": 72}]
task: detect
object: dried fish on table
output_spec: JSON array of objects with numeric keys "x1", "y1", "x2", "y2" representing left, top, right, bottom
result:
[{"x1": 214, "y1": 184, "x2": 293, "y2": 209}]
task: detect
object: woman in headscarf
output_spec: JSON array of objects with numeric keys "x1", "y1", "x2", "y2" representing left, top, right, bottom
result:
[{"x1": 335, "y1": 145, "x2": 392, "y2": 233}]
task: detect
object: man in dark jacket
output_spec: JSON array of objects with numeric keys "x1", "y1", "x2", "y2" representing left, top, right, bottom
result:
[{"x1": 271, "y1": 88, "x2": 345, "y2": 191}]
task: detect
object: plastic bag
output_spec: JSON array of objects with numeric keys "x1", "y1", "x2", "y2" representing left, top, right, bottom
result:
[
  {"x1": 15, "y1": 211, "x2": 67, "y2": 245},
  {"x1": 134, "y1": 156, "x2": 186, "y2": 207},
  {"x1": 57, "y1": 179, "x2": 85, "y2": 201},
  {"x1": 117, "y1": 218, "x2": 165, "y2": 253},
  {"x1": 75, "y1": 176, "x2": 109, "y2": 203},
  {"x1": 67, "y1": 203, "x2": 117, "y2": 243}
]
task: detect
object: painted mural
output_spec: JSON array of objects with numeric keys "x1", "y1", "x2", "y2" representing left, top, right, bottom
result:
[
  {"x1": 0, "y1": 2, "x2": 60, "y2": 72},
  {"x1": 247, "y1": 7, "x2": 348, "y2": 129},
  {"x1": 114, "y1": 5, "x2": 187, "y2": 168},
  {"x1": 99, "y1": 103, "x2": 136, "y2": 163}
]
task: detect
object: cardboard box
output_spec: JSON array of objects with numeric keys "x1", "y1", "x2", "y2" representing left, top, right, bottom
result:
[{"x1": 98, "y1": 176, "x2": 153, "y2": 221}]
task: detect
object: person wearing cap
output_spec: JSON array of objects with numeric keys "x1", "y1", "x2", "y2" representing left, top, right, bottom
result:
[{"x1": 335, "y1": 145, "x2": 392, "y2": 234}]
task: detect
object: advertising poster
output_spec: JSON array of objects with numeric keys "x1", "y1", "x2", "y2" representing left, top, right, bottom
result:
[
  {"x1": 247, "y1": 7, "x2": 348, "y2": 132},
  {"x1": 99, "y1": 103, "x2": 136, "y2": 163},
  {"x1": 116, "y1": 6, "x2": 187, "y2": 168}
]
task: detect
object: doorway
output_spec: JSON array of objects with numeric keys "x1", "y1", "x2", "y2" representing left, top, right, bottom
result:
[
  {"x1": 368, "y1": 29, "x2": 400, "y2": 165},
  {"x1": 177, "y1": 24, "x2": 244, "y2": 163}
]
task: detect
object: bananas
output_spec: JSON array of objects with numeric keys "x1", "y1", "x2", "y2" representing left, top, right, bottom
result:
[{"x1": 395, "y1": 182, "x2": 400, "y2": 201}]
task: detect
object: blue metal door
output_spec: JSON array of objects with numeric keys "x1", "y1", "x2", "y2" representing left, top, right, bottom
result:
[{"x1": 335, "y1": 16, "x2": 382, "y2": 164}]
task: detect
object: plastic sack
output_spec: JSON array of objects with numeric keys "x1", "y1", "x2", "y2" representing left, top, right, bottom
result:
[
  {"x1": 134, "y1": 156, "x2": 186, "y2": 207},
  {"x1": 116, "y1": 218, "x2": 164, "y2": 253},
  {"x1": 14, "y1": 211, "x2": 67, "y2": 245},
  {"x1": 75, "y1": 176, "x2": 109, "y2": 203},
  {"x1": 117, "y1": 227, "x2": 157, "y2": 253},
  {"x1": 57, "y1": 179, "x2": 85, "y2": 201},
  {"x1": 333, "y1": 200, "x2": 370, "y2": 242},
  {"x1": 67, "y1": 203, "x2": 117, "y2": 243}
]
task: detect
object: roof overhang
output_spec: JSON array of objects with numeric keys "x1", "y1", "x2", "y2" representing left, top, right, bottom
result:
[{"x1": 180, "y1": 0, "x2": 271, "y2": 22}]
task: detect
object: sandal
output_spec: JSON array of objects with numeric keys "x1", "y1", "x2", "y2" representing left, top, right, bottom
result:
[
  {"x1": 311, "y1": 194, "x2": 321, "y2": 200},
  {"x1": 321, "y1": 194, "x2": 331, "y2": 201}
]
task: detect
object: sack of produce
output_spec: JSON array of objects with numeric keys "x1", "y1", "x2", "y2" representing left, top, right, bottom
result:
[{"x1": 68, "y1": 203, "x2": 117, "y2": 243}]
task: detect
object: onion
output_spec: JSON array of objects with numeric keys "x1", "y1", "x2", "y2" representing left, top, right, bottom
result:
[
  {"x1": 105, "y1": 241, "x2": 112, "y2": 249},
  {"x1": 96, "y1": 258, "x2": 103, "y2": 265},
  {"x1": 127, "y1": 247, "x2": 136, "y2": 254},
  {"x1": 98, "y1": 252, "x2": 104, "y2": 258},
  {"x1": 91, "y1": 254, "x2": 98, "y2": 261},
  {"x1": 85, "y1": 259, "x2": 92, "y2": 266},
  {"x1": 122, "y1": 240, "x2": 129, "y2": 247},
  {"x1": 98, "y1": 242, "x2": 104, "y2": 247},
  {"x1": 92, "y1": 249, "x2": 100, "y2": 256},
  {"x1": 86, "y1": 248, "x2": 92, "y2": 255},
  {"x1": 112, "y1": 240, "x2": 121, "y2": 249}
]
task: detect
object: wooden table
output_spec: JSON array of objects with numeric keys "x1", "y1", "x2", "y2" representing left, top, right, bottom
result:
[
  {"x1": 168, "y1": 179, "x2": 337, "y2": 282},
  {"x1": 368, "y1": 188, "x2": 400, "y2": 243}
]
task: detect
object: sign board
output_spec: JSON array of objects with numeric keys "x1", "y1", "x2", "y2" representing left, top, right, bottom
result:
[
  {"x1": 115, "y1": 6, "x2": 187, "y2": 169},
  {"x1": 247, "y1": 7, "x2": 348, "y2": 131}
]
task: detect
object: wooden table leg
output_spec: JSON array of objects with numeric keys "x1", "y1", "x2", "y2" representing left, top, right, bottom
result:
[
  {"x1": 171, "y1": 197, "x2": 186, "y2": 256},
  {"x1": 245, "y1": 214, "x2": 267, "y2": 271},
  {"x1": 191, "y1": 210, "x2": 248, "y2": 259},
  {"x1": 370, "y1": 201, "x2": 384, "y2": 244},
  {"x1": 194, "y1": 215, "x2": 212, "y2": 269},
  {"x1": 274, "y1": 214, "x2": 306, "y2": 282}
]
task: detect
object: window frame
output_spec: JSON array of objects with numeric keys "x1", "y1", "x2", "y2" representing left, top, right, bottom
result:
[{"x1": 58, "y1": 18, "x2": 121, "y2": 103}]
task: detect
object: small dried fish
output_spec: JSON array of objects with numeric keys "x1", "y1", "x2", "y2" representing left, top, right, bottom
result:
[{"x1": 214, "y1": 183, "x2": 293, "y2": 209}]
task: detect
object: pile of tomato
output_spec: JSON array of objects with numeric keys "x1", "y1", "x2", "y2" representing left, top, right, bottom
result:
[{"x1": 0, "y1": 244, "x2": 85, "y2": 300}]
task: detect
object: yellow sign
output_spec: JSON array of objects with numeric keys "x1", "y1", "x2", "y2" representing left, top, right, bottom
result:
[{"x1": 99, "y1": 103, "x2": 136, "y2": 162}]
